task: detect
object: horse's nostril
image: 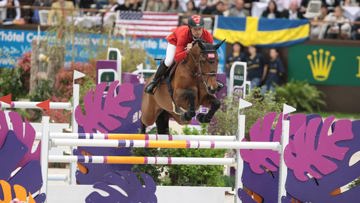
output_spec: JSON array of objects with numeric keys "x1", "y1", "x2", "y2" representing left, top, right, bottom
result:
[{"x1": 208, "y1": 88, "x2": 216, "y2": 94}]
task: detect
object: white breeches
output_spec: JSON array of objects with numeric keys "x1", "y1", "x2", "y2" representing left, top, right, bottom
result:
[{"x1": 164, "y1": 43, "x2": 176, "y2": 67}]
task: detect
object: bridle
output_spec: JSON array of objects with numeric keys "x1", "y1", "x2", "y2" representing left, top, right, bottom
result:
[{"x1": 188, "y1": 48, "x2": 218, "y2": 94}]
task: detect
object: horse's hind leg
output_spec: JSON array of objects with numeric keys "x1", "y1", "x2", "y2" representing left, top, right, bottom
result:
[
  {"x1": 197, "y1": 95, "x2": 221, "y2": 123},
  {"x1": 156, "y1": 111, "x2": 170, "y2": 134}
]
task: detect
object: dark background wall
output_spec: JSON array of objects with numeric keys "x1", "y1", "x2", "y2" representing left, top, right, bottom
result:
[{"x1": 225, "y1": 39, "x2": 360, "y2": 113}]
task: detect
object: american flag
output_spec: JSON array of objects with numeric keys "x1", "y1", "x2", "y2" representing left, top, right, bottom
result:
[{"x1": 115, "y1": 11, "x2": 179, "y2": 38}]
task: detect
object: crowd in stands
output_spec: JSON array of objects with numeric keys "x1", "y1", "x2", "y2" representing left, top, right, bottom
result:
[
  {"x1": 225, "y1": 42, "x2": 286, "y2": 92},
  {"x1": 0, "y1": 0, "x2": 359, "y2": 39}
]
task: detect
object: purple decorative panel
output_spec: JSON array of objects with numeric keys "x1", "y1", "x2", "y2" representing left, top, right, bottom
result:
[
  {"x1": 284, "y1": 119, "x2": 360, "y2": 202},
  {"x1": 86, "y1": 171, "x2": 157, "y2": 203},
  {"x1": 238, "y1": 112, "x2": 360, "y2": 202},
  {"x1": 0, "y1": 111, "x2": 45, "y2": 202},
  {"x1": 74, "y1": 81, "x2": 143, "y2": 184}
]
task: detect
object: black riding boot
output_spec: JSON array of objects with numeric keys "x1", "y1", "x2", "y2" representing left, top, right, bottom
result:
[{"x1": 144, "y1": 62, "x2": 168, "y2": 94}]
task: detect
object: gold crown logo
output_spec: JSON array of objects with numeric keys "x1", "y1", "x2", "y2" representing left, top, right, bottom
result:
[{"x1": 307, "y1": 49, "x2": 335, "y2": 81}]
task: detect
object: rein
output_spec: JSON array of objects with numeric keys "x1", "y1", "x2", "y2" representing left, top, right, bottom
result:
[{"x1": 188, "y1": 51, "x2": 217, "y2": 94}]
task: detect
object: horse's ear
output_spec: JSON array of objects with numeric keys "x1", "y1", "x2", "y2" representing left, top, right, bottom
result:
[
  {"x1": 198, "y1": 40, "x2": 206, "y2": 50},
  {"x1": 214, "y1": 39, "x2": 226, "y2": 50}
]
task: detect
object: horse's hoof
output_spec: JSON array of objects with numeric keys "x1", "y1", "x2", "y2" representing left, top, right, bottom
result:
[
  {"x1": 197, "y1": 113, "x2": 211, "y2": 123},
  {"x1": 181, "y1": 113, "x2": 193, "y2": 122}
]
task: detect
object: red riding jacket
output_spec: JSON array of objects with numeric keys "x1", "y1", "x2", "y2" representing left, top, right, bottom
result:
[{"x1": 166, "y1": 26, "x2": 214, "y2": 62}]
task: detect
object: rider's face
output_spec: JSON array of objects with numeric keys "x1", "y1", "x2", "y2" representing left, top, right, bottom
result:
[{"x1": 191, "y1": 27, "x2": 203, "y2": 39}]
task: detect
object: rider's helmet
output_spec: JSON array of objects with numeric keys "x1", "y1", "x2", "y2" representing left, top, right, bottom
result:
[{"x1": 188, "y1": 15, "x2": 205, "y2": 28}]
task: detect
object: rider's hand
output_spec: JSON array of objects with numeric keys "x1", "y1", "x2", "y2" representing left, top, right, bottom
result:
[{"x1": 185, "y1": 43, "x2": 193, "y2": 52}]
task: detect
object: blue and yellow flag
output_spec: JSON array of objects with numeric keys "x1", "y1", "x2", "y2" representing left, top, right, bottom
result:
[{"x1": 214, "y1": 16, "x2": 310, "y2": 47}]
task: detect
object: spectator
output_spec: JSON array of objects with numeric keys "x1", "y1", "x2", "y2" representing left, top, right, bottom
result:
[
  {"x1": 79, "y1": 0, "x2": 95, "y2": 9},
  {"x1": 33, "y1": 0, "x2": 51, "y2": 7},
  {"x1": 282, "y1": 0, "x2": 304, "y2": 19},
  {"x1": 105, "y1": 0, "x2": 119, "y2": 11},
  {"x1": 309, "y1": 4, "x2": 328, "y2": 39},
  {"x1": 321, "y1": 6, "x2": 351, "y2": 39},
  {"x1": 323, "y1": 0, "x2": 340, "y2": 8},
  {"x1": 157, "y1": 0, "x2": 170, "y2": 12},
  {"x1": 146, "y1": 0, "x2": 161, "y2": 12},
  {"x1": 228, "y1": 0, "x2": 249, "y2": 17},
  {"x1": 341, "y1": 0, "x2": 359, "y2": 6},
  {"x1": 103, "y1": 0, "x2": 119, "y2": 27},
  {"x1": 117, "y1": 0, "x2": 141, "y2": 11},
  {"x1": 32, "y1": 0, "x2": 52, "y2": 24},
  {"x1": 167, "y1": 0, "x2": 182, "y2": 13},
  {"x1": 261, "y1": 48, "x2": 285, "y2": 93},
  {"x1": 0, "y1": 0, "x2": 21, "y2": 23},
  {"x1": 18, "y1": 0, "x2": 34, "y2": 23},
  {"x1": 243, "y1": 0, "x2": 252, "y2": 13},
  {"x1": 211, "y1": 0, "x2": 227, "y2": 16},
  {"x1": 261, "y1": 0, "x2": 282, "y2": 19},
  {"x1": 48, "y1": 0, "x2": 75, "y2": 25},
  {"x1": 226, "y1": 42, "x2": 246, "y2": 78},
  {"x1": 246, "y1": 45, "x2": 265, "y2": 89},
  {"x1": 300, "y1": 0, "x2": 340, "y2": 13},
  {"x1": 277, "y1": 0, "x2": 301, "y2": 12},
  {"x1": 198, "y1": 0, "x2": 214, "y2": 14},
  {"x1": 184, "y1": 0, "x2": 199, "y2": 15},
  {"x1": 351, "y1": 16, "x2": 360, "y2": 40}
]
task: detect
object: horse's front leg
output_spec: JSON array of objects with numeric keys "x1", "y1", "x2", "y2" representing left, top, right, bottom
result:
[
  {"x1": 197, "y1": 95, "x2": 220, "y2": 123},
  {"x1": 174, "y1": 89, "x2": 196, "y2": 122}
]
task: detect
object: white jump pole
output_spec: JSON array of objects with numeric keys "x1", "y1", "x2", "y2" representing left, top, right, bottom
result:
[
  {"x1": 70, "y1": 74, "x2": 81, "y2": 185},
  {"x1": 38, "y1": 133, "x2": 237, "y2": 142},
  {"x1": 40, "y1": 116, "x2": 50, "y2": 202},
  {"x1": 49, "y1": 155, "x2": 236, "y2": 165},
  {"x1": 235, "y1": 99, "x2": 253, "y2": 203},
  {"x1": 51, "y1": 139, "x2": 281, "y2": 150},
  {"x1": 277, "y1": 104, "x2": 296, "y2": 203},
  {"x1": 0, "y1": 101, "x2": 72, "y2": 110}
]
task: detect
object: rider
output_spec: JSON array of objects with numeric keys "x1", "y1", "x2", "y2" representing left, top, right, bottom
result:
[{"x1": 144, "y1": 14, "x2": 223, "y2": 94}]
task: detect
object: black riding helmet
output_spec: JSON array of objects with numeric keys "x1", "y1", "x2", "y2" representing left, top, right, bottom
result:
[{"x1": 188, "y1": 15, "x2": 205, "y2": 28}]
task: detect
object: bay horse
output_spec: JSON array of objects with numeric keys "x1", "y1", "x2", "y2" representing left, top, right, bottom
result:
[{"x1": 141, "y1": 39, "x2": 225, "y2": 134}]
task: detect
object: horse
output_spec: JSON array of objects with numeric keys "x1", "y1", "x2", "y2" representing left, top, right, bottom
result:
[{"x1": 141, "y1": 39, "x2": 225, "y2": 134}]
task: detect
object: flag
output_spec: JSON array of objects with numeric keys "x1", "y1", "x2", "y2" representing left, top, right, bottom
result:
[
  {"x1": 73, "y1": 70, "x2": 86, "y2": 80},
  {"x1": 214, "y1": 16, "x2": 310, "y2": 47},
  {"x1": 115, "y1": 11, "x2": 179, "y2": 38}
]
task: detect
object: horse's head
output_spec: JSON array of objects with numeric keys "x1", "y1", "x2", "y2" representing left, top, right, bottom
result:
[{"x1": 189, "y1": 39, "x2": 225, "y2": 94}]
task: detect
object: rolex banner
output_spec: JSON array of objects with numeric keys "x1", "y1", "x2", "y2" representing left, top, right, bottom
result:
[{"x1": 288, "y1": 44, "x2": 360, "y2": 86}]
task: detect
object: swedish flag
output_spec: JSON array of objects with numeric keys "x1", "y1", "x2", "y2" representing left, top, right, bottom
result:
[{"x1": 214, "y1": 16, "x2": 310, "y2": 47}]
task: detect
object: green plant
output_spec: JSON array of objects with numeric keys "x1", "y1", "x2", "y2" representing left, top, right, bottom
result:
[
  {"x1": 17, "y1": 52, "x2": 31, "y2": 93},
  {"x1": 26, "y1": 79, "x2": 54, "y2": 122},
  {"x1": 275, "y1": 80, "x2": 325, "y2": 112},
  {"x1": 0, "y1": 68, "x2": 28, "y2": 100},
  {"x1": 209, "y1": 88, "x2": 284, "y2": 139},
  {"x1": 95, "y1": 40, "x2": 156, "y2": 73},
  {"x1": 29, "y1": 79, "x2": 53, "y2": 101},
  {"x1": 133, "y1": 126, "x2": 226, "y2": 186},
  {"x1": 161, "y1": 126, "x2": 225, "y2": 186},
  {"x1": 54, "y1": 62, "x2": 96, "y2": 99}
]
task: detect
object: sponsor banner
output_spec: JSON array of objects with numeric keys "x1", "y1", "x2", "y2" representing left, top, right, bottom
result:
[
  {"x1": 0, "y1": 28, "x2": 225, "y2": 72},
  {"x1": 288, "y1": 44, "x2": 360, "y2": 86}
]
